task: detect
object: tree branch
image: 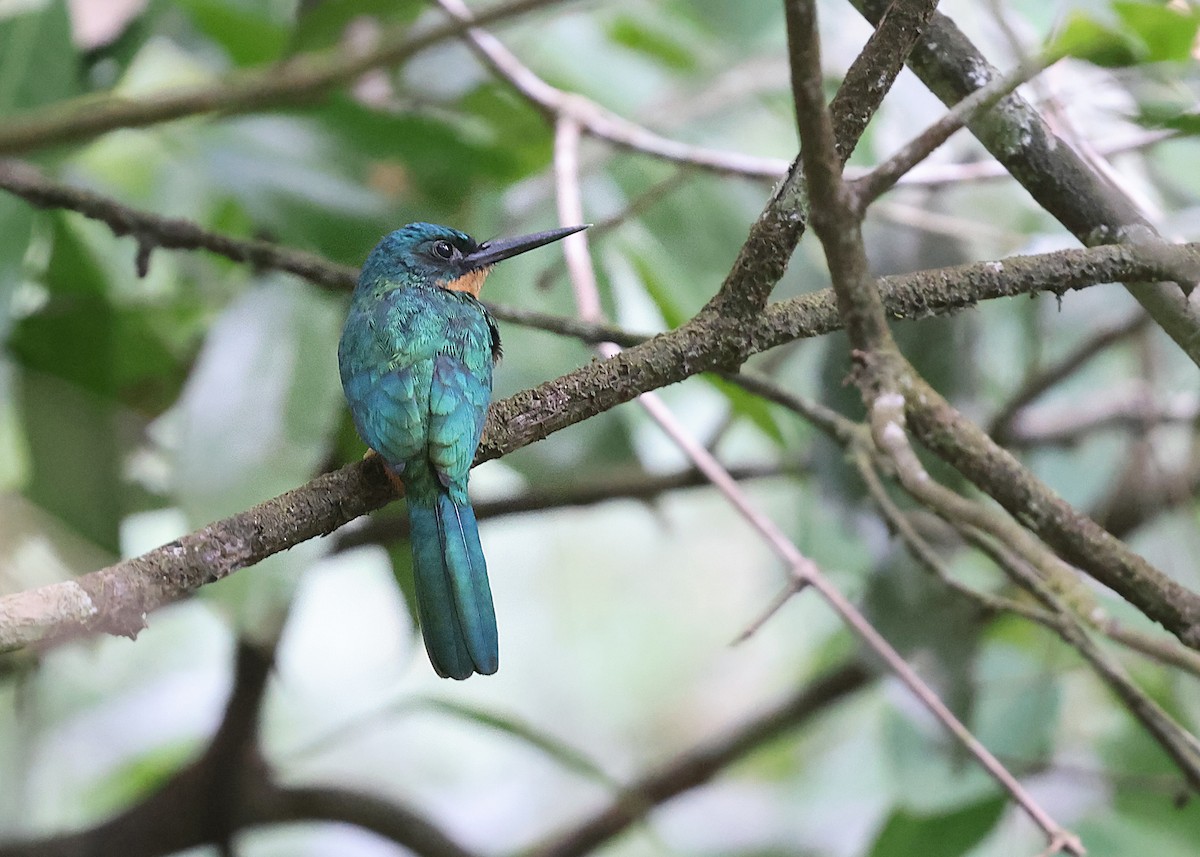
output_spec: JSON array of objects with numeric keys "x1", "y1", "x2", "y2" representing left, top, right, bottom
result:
[{"x1": 704, "y1": 0, "x2": 942, "y2": 319}]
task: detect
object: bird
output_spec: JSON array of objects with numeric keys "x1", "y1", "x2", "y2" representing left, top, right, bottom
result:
[{"x1": 339, "y1": 221, "x2": 587, "y2": 679}]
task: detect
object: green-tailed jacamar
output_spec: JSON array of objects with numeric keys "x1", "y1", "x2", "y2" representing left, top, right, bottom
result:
[{"x1": 339, "y1": 222, "x2": 586, "y2": 679}]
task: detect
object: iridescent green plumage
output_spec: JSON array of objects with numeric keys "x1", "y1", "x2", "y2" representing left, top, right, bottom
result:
[{"x1": 339, "y1": 222, "x2": 585, "y2": 679}]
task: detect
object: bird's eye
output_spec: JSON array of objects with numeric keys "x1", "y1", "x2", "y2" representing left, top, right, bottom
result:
[{"x1": 433, "y1": 240, "x2": 454, "y2": 260}]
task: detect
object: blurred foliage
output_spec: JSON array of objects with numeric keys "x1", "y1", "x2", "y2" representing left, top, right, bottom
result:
[{"x1": 0, "y1": 0, "x2": 1199, "y2": 855}]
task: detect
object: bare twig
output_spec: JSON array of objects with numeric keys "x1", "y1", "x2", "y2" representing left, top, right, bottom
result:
[
  {"x1": 434, "y1": 0, "x2": 787, "y2": 179},
  {"x1": 731, "y1": 369, "x2": 1200, "y2": 681},
  {"x1": 869, "y1": 391, "x2": 1200, "y2": 790},
  {"x1": 0, "y1": 159, "x2": 642, "y2": 347},
  {"x1": 963, "y1": 529, "x2": 1200, "y2": 791},
  {"x1": 2, "y1": 215, "x2": 1198, "y2": 653},
  {"x1": 866, "y1": 130, "x2": 1176, "y2": 189},
  {"x1": 559, "y1": 39, "x2": 1082, "y2": 846},
  {"x1": 4, "y1": 158, "x2": 1197, "y2": 357},
  {"x1": 1007, "y1": 389, "x2": 1199, "y2": 448}
]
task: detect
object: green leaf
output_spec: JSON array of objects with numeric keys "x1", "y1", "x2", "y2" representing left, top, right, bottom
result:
[
  {"x1": 459, "y1": 84, "x2": 554, "y2": 182},
  {"x1": 869, "y1": 796, "x2": 1007, "y2": 857},
  {"x1": 0, "y1": 0, "x2": 80, "y2": 116},
  {"x1": 8, "y1": 217, "x2": 127, "y2": 550},
  {"x1": 413, "y1": 696, "x2": 620, "y2": 789},
  {"x1": 169, "y1": 276, "x2": 345, "y2": 522},
  {"x1": 1050, "y1": 11, "x2": 1143, "y2": 67},
  {"x1": 85, "y1": 741, "x2": 197, "y2": 816},
  {"x1": 862, "y1": 552, "x2": 982, "y2": 722},
  {"x1": 628, "y1": 246, "x2": 687, "y2": 329},
  {"x1": 0, "y1": 195, "x2": 34, "y2": 491},
  {"x1": 294, "y1": 95, "x2": 532, "y2": 205},
  {"x1": 1136, "y1": 103, "x2": 1200, "y2": 133},
  {"x1": 607, "y1": 15, "x2": 697, "y2": 71},
  {"x1": 706, "y1": 374, "x2": 786, "y2": 445},
  {"x1": 289, "y1": 0, "x2": 423, "y2": 54},
  {"x1": 1113, "y1": 1, "x2": 1200, "y2": 63},
  {"x1": 177, "y1": 0, "x2": 289, "y2": 66},
  {"x1": 972, "y1": 647, "x2": 1060, "y2": 761}
]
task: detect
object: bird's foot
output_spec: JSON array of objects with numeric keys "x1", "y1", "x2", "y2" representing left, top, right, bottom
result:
[{"x1": 364, "y1": 449, "x2": 407, "y2": 496}]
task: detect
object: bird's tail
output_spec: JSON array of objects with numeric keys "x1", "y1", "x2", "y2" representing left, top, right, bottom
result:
[{"x1": 407, "y1": 490, "x2": 498, "y2": 679}]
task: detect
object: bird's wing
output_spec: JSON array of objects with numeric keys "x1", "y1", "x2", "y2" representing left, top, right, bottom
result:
[
  {"x1": 427, "y1": 351, "x2": 491, "y2": 500},
  {"x1": 341, "y1": 288, "x2": 446, "y2": 468}
]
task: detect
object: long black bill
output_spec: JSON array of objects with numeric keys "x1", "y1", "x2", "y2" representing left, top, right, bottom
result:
[{"x1": 465, "y1": 224, "x2": 589, "y2": 269}]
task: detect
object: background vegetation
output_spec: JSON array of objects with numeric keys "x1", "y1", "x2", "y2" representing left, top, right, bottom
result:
[{"x1": 2, "y1": 0, "x2": 1200, "y2": 855}]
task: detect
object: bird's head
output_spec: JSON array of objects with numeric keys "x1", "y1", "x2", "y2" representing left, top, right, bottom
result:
[{"x1": 359, "y1": 221, "x2": 588, "y2": 297}]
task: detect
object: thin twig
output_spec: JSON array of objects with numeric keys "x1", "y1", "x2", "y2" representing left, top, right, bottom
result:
[
  {"x1": 849, "y1": 0, "x2": 1200, "y2": 366},
  {"x1": 528, "y1": 661, "x2": 870, "y2": 857},
  {"x1": 0, "y1": 0, "x2": 582, "y2": 156},
  {"x1": 732, "y1": 369, "x2": 1200, "y2": 681},
  {"x1": 434, "y1": 0, "x2": 787, "y2": 179},
  {"x1": 854, "y1": 52, "x2": 1057, "y2": 207},
  {"x1": 869, "y1": 390, "x2": 1200, "y2": 792},
  {"x1": 0, "y1": 159, "x2": 641, "y2": 346},
  {"x1": 5, "y1": 161, "x2": 1198, "y2": 359}
]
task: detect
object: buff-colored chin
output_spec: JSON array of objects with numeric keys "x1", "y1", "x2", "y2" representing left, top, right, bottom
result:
[{"x1": 440, "y1": 267, "x2": 492, "y2": 296}]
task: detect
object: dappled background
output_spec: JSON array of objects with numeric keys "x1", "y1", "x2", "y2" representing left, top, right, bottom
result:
[{"x1": 2, "y1": 0, "x2": 1200, "y2": 855}]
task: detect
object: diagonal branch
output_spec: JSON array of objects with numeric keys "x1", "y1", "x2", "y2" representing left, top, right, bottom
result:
[
  {"x1": 704, "y1": 0, "x2": 942, "y2": 318},
  {"x1": 4, "y1": 239, "x2": 1200, "y2": 652},
  {"x1": 788, "y1": 0, "x2": 1200, "y2": 656}
]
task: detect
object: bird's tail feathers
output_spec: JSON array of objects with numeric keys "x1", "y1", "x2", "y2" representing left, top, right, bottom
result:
[{"x1": 407, "y1": 492, "x2": 498, "y2": 679}]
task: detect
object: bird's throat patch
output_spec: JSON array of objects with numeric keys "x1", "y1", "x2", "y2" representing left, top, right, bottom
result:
[{"x1": 442, "y1": 267, "x2": 492, "y2": 297}]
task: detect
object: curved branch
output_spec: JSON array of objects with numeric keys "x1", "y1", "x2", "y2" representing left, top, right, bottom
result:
[
  {"x1": 0, "y1": 0, "x2": 581, "y2": 156},
  {"x1": 0, "y1": 653, "x2": 865, "y2": 857},
  {"x1": 246, "y1": 785, "x2": 480, "y2": 857},
  {"x1": 704, "y1": 0, "x2": 942, "y2": 318}
]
